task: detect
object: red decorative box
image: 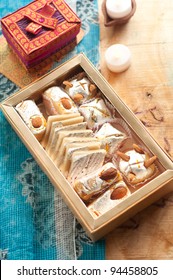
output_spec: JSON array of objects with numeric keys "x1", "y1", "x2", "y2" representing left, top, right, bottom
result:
[{"x1": 1, "y1": 0, "x2": 81, "y2": 68}]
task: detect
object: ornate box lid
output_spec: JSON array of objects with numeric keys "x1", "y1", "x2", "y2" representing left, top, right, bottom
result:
[{"x1": 1, "y1": 0, "x2": 81, "y2": 55}]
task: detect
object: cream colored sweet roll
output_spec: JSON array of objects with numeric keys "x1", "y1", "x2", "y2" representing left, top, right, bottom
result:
[
  {"x1": 15, "y1": 100, "x2": 46, "y2": 141},
  {"x1": 42, "y1": 86, "x2": 78, "y2": 115}
]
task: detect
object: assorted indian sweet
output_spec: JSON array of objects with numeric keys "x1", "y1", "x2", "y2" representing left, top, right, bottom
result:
[
  {"x1": 62, "y1": 72, "x2": 98, "y2": 105},
  {"x1": 116, "y1": 143, "x2": 158, "y2": 187},
  {"x1": 59, "y1": 140, "x2": 102, "y2": 177},
  {"x1": 88, "y1": 180, "x2": 131, "y2": 218},
  {"x1": 94, "y1": 122, "x2": 126, "y2": 157},
  {"x1": 41, "y1": 113, "x2": 82, "y2": 148},
  {"x1": 43, "y1": 86, "x2": 78, "y2": 115},
  {"x1": 15, "y1": 71, "x2": 159, "y2": 219},
  {"x1": 67, "y1": 149, "x2": 107, "y2": 184},
  {"x1": 74, "y1": 162, "x2": 123, "y2": 202},
  {"x1": 79, "y1": 97, "x2": 113, "y2": 129},
  {"x1": 15, "y1": 100, "x2": 46, "y2": 141}
]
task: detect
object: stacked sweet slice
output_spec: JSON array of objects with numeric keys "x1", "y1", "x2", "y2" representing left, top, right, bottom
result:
[
  {"x1": 41, "y1": 85, "x2": 108, "y2": 183},
  {"x1": 41, "y1": 113, "x2": 82, "y2": 148},
  {"x1": 59, "y1": 141, "x2": 102, "y2": 177}
]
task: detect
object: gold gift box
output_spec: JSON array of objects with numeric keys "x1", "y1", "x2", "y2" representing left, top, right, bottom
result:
[{"x1": 1, "y1": 54, "x2": 173, "y2": 241}]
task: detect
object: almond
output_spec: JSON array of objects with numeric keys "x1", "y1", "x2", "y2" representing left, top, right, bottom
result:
[
  {"x1": 89, "y1": 84, "x2": 97, "y2": 95},
  {"x1": 133, "y1": 143, "x2": 144, "y2": 154},
  {"x1": 76, "y1": 72, "x2": 86, "y2": 81},
  {"x1": 61, "y1": 98, "x2": 72, "y2": 109},
  {"x1": 144, "y1": 155, "x2": 157, "y2": 168},
  {"x1": 99, "y1": 167, "x2": 117, "y2": 180},
  {"x1": 63, "y1": 80, "x2": 73, "y2": 88},
  {"x1": 117, "y1": 151, "x2": 130, "y2": 161},
  {"x1": 128, "y1": 172, "x2": 136, "y2": 182},
  {"x1": 73, "y1": 93, "x2": 84, "y2": 103},
  {"x1": 110, "y1": 186, "x2": 127, "y2": 200},
  {"x1": 31, "y1": 116, "x2": 43, "y2": 128}
]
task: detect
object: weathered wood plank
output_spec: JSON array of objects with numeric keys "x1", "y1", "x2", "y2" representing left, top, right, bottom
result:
[{"x1": 99, "y1": 0, "x2": 173, "y2": 259}]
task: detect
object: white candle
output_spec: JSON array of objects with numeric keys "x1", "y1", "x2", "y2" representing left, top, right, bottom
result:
[
  {"x1": 105, "y1": 44, "x2": 131, "y2": 73},
  {"x1": 106, "y1": 0, "x2": 132, "y2": 19}
]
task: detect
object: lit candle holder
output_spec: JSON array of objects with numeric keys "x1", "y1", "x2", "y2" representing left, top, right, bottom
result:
[
  {"x1": 106, "y1": 0, "x2": 132, "y2": 19},
  {"x1": 105, "y1": 44, "x2": 131, "y2": 73},
  {"x1": 102, "y1": 0, "x2": 136, "y2": 27}
]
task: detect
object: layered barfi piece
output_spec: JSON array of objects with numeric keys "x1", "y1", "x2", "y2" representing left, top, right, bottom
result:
[
  {"x1": 63, "y1": 72, "x2": 98, "y2": 105},
  {"x1": 15, "y1": 100, "x2": 46, "y2": 141},
  {"x1": 74, "y1": 162, "x2": 123, "y2": 202},
  {"x1": 46, "y1": 115, "x2": 84, "y2": 153},
  {"x1": 41, "y1": 113, "x2": 81, "y2": 148},
  {"x1": 67, "y1": 149, "x2": 106, "y2": 184},
  {"x1": 47, "y1": 122, "x2": 88, "y2": 157},
  {"x1": 60, "y1": 140, "x2": 102, "y2": 177},
  {"x1": 53, "y1": 129, "x2": 94, "y2": 164},
  {"x1": 56, "y1": 136, "x2": 99, "y2": 167},
  {"x1": 79, "y1": 97, "x2": 113, "y2": 128},
  {"x1": 95, "y1": 122, "x2": 126, "y2": 156},
  {"x1": 42, "y1": 86, "x2": 78, "y2": 115},
  {"x1": 117, "y1": 143, "x2": 158, "y2": 187},
  {"x1": 88, "y1": 180, "x2": 131, "y2": 218}
]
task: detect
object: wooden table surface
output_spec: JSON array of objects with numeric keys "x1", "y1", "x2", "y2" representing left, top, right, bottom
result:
[{"x1": 98, "y1": 0, "x2": 173, "y2": 259}]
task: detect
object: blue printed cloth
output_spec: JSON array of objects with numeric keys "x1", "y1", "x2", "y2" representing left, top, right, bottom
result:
[{"x1": 0, "y1": 0, "x2": 105, "y2": 260}]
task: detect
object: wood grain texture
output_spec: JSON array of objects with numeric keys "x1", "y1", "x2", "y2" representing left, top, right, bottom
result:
[{"x1": 98, "y1": 0, "x2": 173, "y2": 259}]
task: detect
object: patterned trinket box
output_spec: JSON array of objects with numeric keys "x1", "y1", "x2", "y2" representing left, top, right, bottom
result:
[{"x1": 1, "y1": 0, "x2": 81, "y2": 68}]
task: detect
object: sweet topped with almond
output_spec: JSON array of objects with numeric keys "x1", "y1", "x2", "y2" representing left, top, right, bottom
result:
[
  {"x1": 15, "y1": 100, "x2": 46, "y2": 141},
  {"x1": 117, "y1": 144, "x2": 157, "y2": 186},
  {"x1": 88, "y1": 180, "x2": 131, "y2": 218},
  {"x1": 42, "y1": 86, "x2": 78, "y2": 115},
  {"x1": 63, "y1": 72, "x2": 98, "y2": 105},
  {"x1": 31, "y1": 116, "x2": 43, "y2": 128},
  {"x1": 74, "y1": 162, "x2": 123, "y2": 202}
]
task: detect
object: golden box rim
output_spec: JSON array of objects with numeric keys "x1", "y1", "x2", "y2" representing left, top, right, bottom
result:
[{"x1": 1, "y1": 53, "x2": 173, "y2": 241}]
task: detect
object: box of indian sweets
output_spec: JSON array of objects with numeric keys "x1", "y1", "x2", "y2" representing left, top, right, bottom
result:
[
  {"x1": 0, "y1": 0, "x2": 81, "y2": 68},
  {"x1": 1, "y1": 53, "x2": 173, "y2": 241}
]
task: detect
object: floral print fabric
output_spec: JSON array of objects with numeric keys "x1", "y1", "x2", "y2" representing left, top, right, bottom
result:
[{"x1": 0, "y1": 0, "x2": 105, "y2": 260}]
